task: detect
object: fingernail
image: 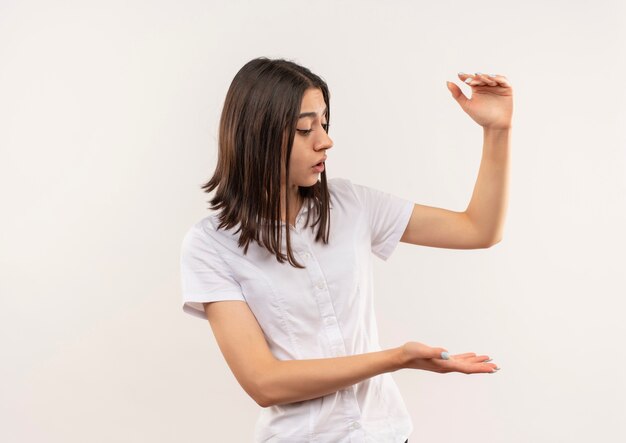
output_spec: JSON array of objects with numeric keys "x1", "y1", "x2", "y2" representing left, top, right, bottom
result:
[
  {"x1": 491, "y1": 367, "x2": 501, "y2": 373},
  {"x1": 464, "y1": 78, "x2": 473, "y2": 84},
  {"x1": 485, "y1": 358, "x2": 493, "y2": 362},
  {"x1": 475, "y1": 72, "x2": 482, "y2": 75},
  {"x1": 441, "y1": 351, "x2": 450, "y2": 360},
  {"x1": 488, "y1": 74, "x2": 496, "y2": 77}
]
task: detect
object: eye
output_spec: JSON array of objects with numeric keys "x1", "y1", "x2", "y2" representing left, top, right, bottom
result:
[{"x1": 296, "y1": 123, "x2": 330, "y2": 136}]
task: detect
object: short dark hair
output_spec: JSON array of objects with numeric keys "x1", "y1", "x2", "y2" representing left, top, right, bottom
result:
[{"x1": 201, "y1": 57, "x2": 332, "y2": 268}]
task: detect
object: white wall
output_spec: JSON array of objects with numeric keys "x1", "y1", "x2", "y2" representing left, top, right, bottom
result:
[{"x1": 1, "y1": 0, "x2": 625, "y2": 441}]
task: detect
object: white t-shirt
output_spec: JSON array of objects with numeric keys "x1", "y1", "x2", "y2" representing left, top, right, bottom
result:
[{"x1": 180, "y1": 177, "x2": 414, "y2": 443}]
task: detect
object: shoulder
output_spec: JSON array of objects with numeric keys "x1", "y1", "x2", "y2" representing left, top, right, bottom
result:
[
  {"x1": 182, "y1": 214, "x2": 215, "y2": 243},
  {"x1": 180, "y1": 218, "x2": 211, "y2": 259},
  {"x1": 328, "y1": 176, "x2": 382, "y2": 207},
  {"x1": 327, "y1": 176, "x2": 359, "y2": 205},
  {"x1": 327, "y1": 176, "x2": 351, "y2": 188},
  {"x1": 181, "y1": 213, "x2": 238, "y2": 257}
]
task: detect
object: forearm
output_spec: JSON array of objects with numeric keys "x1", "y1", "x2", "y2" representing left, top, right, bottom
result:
[
  {"x1": 465, "y1": 127, "x2": 511, "y2": 245},
  {"x1": 259, "y1": 346, "x2": 406, "y2": 407}
]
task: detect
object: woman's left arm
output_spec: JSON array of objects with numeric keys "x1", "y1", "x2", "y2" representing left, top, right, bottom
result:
[{"x1": 400, "y1": 72, "x2": 513, "y2": 249}]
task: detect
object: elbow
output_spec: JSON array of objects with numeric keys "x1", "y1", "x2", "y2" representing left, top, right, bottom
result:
[
  {"x1": 242, "y1": 375, "x2": 271, "y2": 408},
  {"x1": 251, "y1": 370, "x2": 277, "y2": 408},
  {"x1": 256, "y1": 397, "x2": 272, "y2": 409},
  {"x1": 254, "y1": 365, "x2": 292, "y2": 408},
  {"x1": 254, "y1": 389, "x2": 274, "y2": 408},
  {"x1": 247, "y1": 384, "x2": 272, "y2": 408},
  {"x1": 483, "y1": 236, "x2": 502, "y2": 248},
  {"x1": 250, "y1": 357, "x2": 285, "y2": 408},
  {"x1": 473, "y1": 234, "x2": 502, "y2": 249},
  {"x1": 234, "y1": 373, "x2": 274, "y2": 408}
]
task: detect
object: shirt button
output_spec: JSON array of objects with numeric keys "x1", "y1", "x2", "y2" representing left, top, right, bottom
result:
[
  {"x1": 351, "y1": 421, "x2": 361, "y2": 430},
  {"x1": 316, "y1": 281, "x2": 325, "y2": 290}
]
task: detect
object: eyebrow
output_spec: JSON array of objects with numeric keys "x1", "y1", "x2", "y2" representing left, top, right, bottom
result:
[{"x1": 298, "y1": 107, "x2": 327, "y2": 119}]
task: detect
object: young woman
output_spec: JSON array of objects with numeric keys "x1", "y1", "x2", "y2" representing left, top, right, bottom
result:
[{"x1": 180, "y1": 57, "x2": 513, "y2": 442}]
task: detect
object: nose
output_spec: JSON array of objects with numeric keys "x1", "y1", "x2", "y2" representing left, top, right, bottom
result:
[{"x1": 316, "y1": 128, "x2": 333, "y2": 152}]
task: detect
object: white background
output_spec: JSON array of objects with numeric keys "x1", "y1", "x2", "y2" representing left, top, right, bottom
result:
[{"x1": 2, "y1": 0, "x2": 625, "y2": 442}]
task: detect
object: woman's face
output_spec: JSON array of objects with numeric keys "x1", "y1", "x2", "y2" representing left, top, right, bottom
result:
[{"x1": 282, "y1": 87, "x2": 334, "y2": 189}]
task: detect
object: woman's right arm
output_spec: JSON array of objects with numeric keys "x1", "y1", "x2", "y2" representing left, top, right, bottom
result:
[{"x1": 203, "y1": 300, "x2": 498, "y2": 408}]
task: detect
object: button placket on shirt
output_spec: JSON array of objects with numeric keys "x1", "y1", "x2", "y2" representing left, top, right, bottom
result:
[
  {"x1": 297, "y1": 207, "x2": 364, "y2": 440},
  {"x1": 299, "y1": 249, "x2": 346, "y2": 357}
]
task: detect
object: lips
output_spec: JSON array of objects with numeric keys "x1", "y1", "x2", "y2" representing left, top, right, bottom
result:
[{"x1": 313, "y1": 156, "x2": 327, "y2": 167}]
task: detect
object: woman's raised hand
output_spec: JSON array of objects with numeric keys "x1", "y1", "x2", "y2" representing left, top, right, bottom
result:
[
  {"x1": 446, "y1": 72, "x2": 513, "y2": 130},
  {"x1": 400, "y1": 341, "x2": 500, "y2": 375}
]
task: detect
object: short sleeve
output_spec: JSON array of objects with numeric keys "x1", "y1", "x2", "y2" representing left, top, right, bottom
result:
[
  {"x1": 179, "y1": 224, "x2": 246, "y2": 320},
  {"x1": 351, "y1": 181, "x2": 414, "y2": 261}
]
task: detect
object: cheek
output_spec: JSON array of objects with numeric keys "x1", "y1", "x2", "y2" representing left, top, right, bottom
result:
[{"x1": 288, "y1": 147, "x2": 307, "y2": 170}]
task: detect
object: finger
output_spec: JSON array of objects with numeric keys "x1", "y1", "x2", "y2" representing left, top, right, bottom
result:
[
  {"x1": 464, "y1": 75, "x2": 486, "y2": 86},
  {"x1": 474, "y1": 72, "x2": 498, "y2": 86},
  {"x1": 463, "y1": 361, "x2": 500, "y2": 374},
  {"x1": 446, "y1": 82, "x2": 470, "y2": 108},
  {"x1": 485, "y1": 362, "x2": 500, "y2": 373},
  {"x1": 439, "y1": 359, "x2": 498, "y2": 375},
  {"x1": 481, "y1": 364, "x2": 500, "y2": 374},
  {"x1": 473, "y1": 356, "x2": 500, "y2": 373},
  {"x1": 451, "y1": 352, "x2": 477, "y2": 359},
  {"x1": 459, "y1": 353, "x2": 490, "y2": 360},
  {"x1": 458, "y1": 72, "x2": 485, "y2": 86},
  {"x1": 487, "y1": 74, "x2": 512, "y2": 88},
  {"x1": 450, "y1": 354, "x2": 494, "y2": 366},
  {"x1": 469, "y1": 355, "x2": 493, "y2": 364},
  {"x1": 459, "y1": 71, "x2": 511, "y2": 88}
]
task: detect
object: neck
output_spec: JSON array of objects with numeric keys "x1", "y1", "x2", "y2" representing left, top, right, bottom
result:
[{"x1": 280, "y1": 184, "x2": 301, "y2": 226}]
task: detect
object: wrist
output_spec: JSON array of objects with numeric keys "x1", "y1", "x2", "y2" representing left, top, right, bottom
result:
[
  {"x1": 391, "y1": 345, "x2": 408, "y2": 371},
  {"x1": 483, "y1": 126, "x2": 512, "y2": 134}
]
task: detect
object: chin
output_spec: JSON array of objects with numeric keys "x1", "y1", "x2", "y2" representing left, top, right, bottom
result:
[
  {"x1": 293, "y1": 175, "x2": 318, "y2": 188},
  {"x1": 306, "y1": 176, "x2": 321, "y2": 187}
]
